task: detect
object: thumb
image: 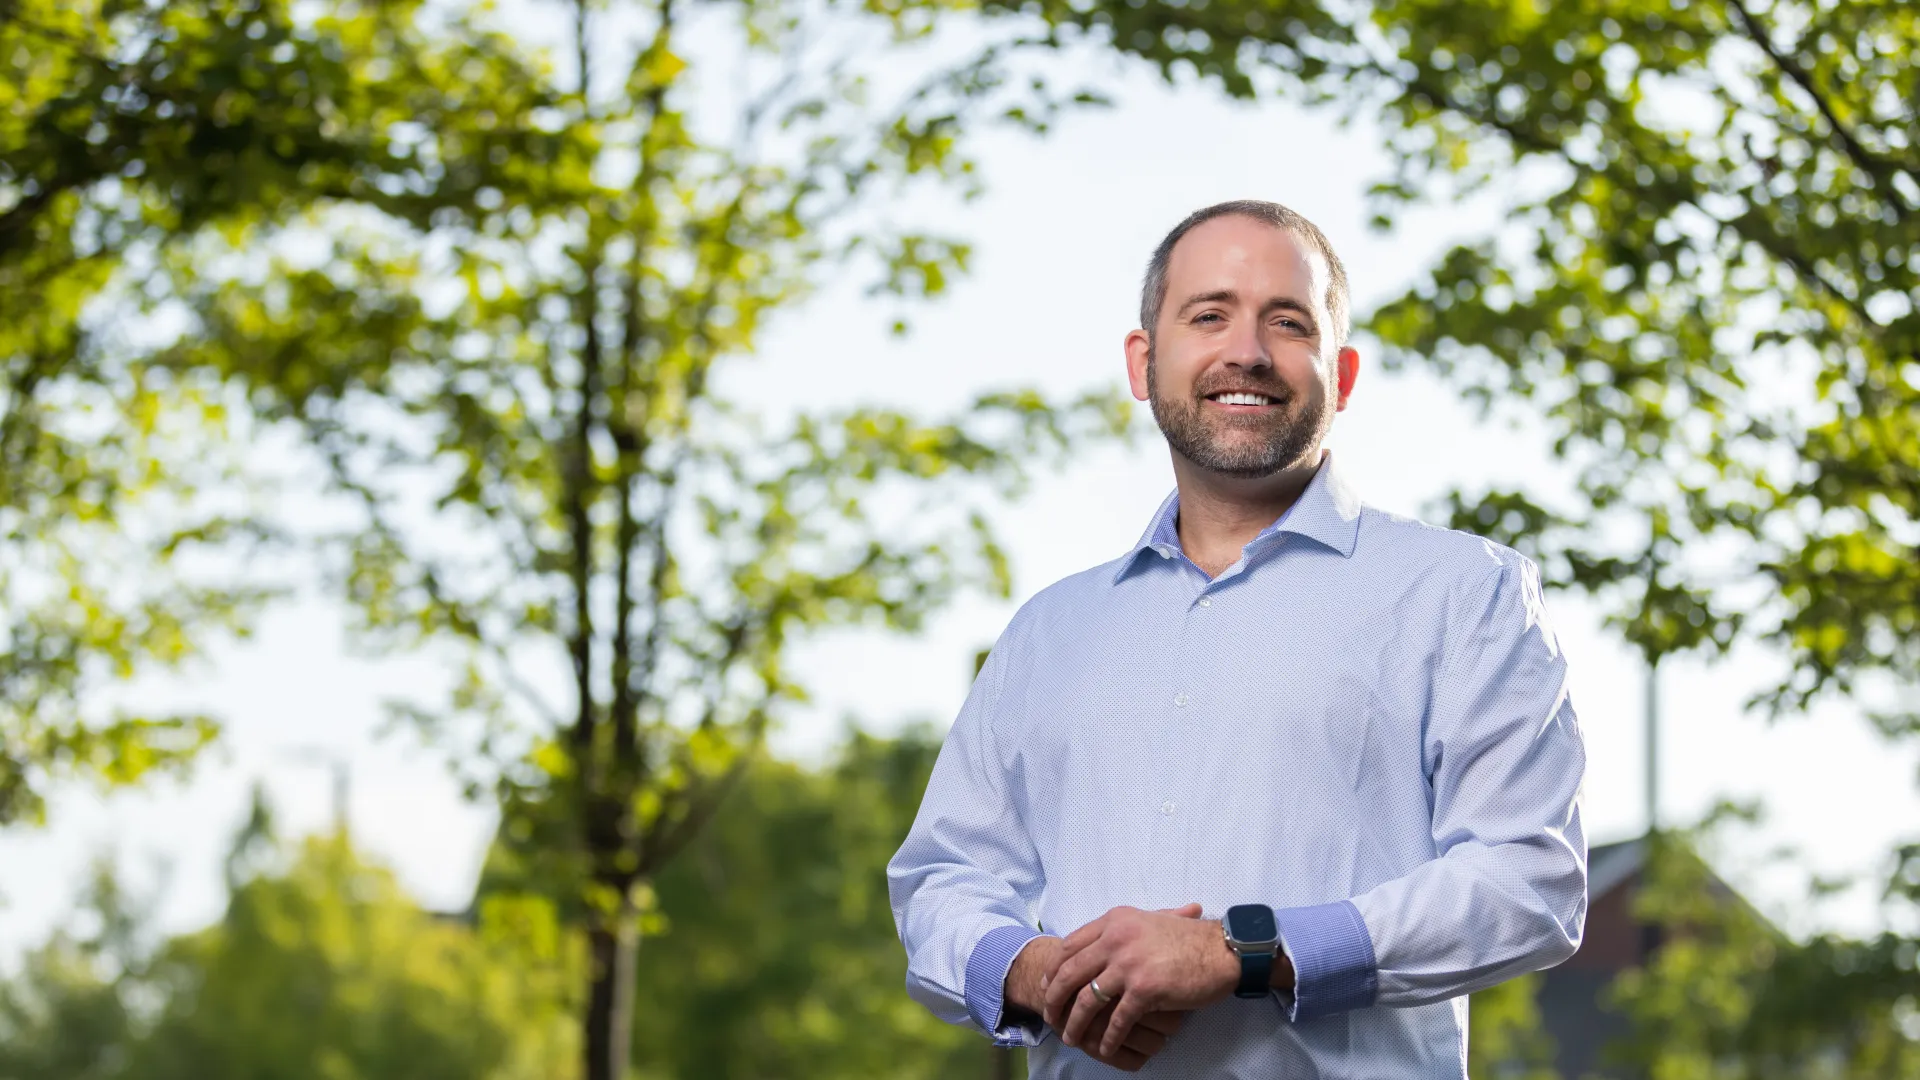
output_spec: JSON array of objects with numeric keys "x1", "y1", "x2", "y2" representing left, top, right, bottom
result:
[{"x1": 1157, "y1": 902, "x2": 1204, "y2": 919}]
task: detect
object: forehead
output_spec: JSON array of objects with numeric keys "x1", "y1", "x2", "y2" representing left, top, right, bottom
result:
[{"x1": 1164, "y1": 215, "x2": 1325, "y2": 303}]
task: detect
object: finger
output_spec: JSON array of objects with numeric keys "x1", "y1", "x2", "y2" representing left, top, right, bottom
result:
[
  {"x1": 1103, "y1": 1047, "x2": 1149, "y2": 1072},
  {"x1": 1058, "y1": 915, "x2": 1110, "y2": 960},
  {"x1": 1042, "y1": 944, "x2": 1106, "y2": 1024},
  {"x1": 1156, "y1": 902, "x2": 1204, "y2": 919},
  {"x1": 1122, "y1": 1023, "x2": 1168, "y2": 1058},
  {"x1": 1078, "y1": 1008, "x2": 1111, "y2": 1052},
  {"x1": 1060, "y1": 977, "x2": 1113, "y2": 1049},
  {"x1": 1100, "y1": 996, "x2": 1150, "y2": 1059},
  {"x1": 1137, "y1": 1009, "x2": 1188, "y2": 1037}
]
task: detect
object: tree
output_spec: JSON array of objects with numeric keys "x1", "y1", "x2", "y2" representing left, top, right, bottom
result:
[
  {"x1": 480, "y1": 725, "x2": 988, "y2": 1080},
  {"x1": 0, "y1": 828, "x2": 576, "y2": 1080},
  {"x1": 1603, "y1": 808, "x2": 1920, "y2": 1078},
  {"x1": 84, "y1": 1, "x2": 1122, "y2": 1076},
  {"x1": 0, "y1": 0, "x2": 343, "y2": 826},
  {"x1": 0, "y1": 728, "x2": 1016, "y2": 1080},
  {"x1": 987, "y1": 0, "x2": 1918, "y2": 1066},
  {"x1": 133, "y1": 836, "x2": 578, "y2": 1080},
  {"x1": 1004, "y1": 0, "x2": 1917, "y2": 704},
  {"x1": 1467, "y1": 976, "x2": 1562, "y2": 1080},
  {"x1": 0, "y1": 866, "x2": 146, "y2": 1080}
]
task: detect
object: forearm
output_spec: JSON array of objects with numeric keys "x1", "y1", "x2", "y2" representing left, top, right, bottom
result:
[{"x1": 1002, "y1": 934, "x2": 1060, "y2": 1020}]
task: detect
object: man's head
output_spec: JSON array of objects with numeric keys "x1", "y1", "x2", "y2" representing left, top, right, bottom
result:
[{"x1": 1126, "y1": 201, "x2": 1360, "y2": 480}]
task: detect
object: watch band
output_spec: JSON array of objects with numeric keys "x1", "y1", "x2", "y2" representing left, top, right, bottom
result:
[{"x1": 1235, "y1": 947, "x2": 1275, "y2": 998}]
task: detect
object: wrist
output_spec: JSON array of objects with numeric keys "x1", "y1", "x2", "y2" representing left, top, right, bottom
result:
[
  {"x1": 1272, "y1": 947, "x2": 1296, "y2": 992},
  {"x1": 1207, "y1": 919, "x2": 1242, "y2": 998},
  {"x1": 1004, "y1": 935, "x2": 1061, "y2": 1017}
]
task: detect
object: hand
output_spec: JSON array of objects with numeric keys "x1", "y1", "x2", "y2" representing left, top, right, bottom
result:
[
  {"x1": 1061, "y1": 1005, "x2": 1190, "y2": 1072},
  {"x1": 1009, "y1": 929, "x2": 1191, "y2": 1071},
  {"x1": 1041, "y1": 903, "x2": 1239, "y2": 1058}
]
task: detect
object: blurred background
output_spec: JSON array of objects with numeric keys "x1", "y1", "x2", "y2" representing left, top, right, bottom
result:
[{"x1": 2, "y1": 0, "x2": 1916, "y2": 1076}]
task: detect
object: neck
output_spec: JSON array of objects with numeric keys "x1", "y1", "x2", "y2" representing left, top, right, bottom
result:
[{"x1": 1170, "y1": 449, "x2": 1323, "y2": 577}]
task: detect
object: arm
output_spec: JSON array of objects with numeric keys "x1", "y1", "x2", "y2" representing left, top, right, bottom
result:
[
  {"x1": 886, "y1": 632, "x2": 1049, "y2": 1046},
  {"x1": 1277, "y1": 554, "x2": 1588, "y2": 1019}
]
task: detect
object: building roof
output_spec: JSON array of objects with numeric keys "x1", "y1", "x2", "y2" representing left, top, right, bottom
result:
[{"x1": 1587, "y1": 836, "x2": 1648, "y2": 901}]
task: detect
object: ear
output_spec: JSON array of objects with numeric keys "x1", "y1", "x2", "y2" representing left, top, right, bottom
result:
[
  {"x1": 1334, "y1": 345, "x2": 1361, "y2": 411},
  {"x1": 1124, "y1": 329, "x2": 1153, "y2": 402}
]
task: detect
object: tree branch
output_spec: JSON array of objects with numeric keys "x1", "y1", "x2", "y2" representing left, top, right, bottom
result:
[{"x1": 1726, "y1": 0, "x2": 1917, "y2": 214}]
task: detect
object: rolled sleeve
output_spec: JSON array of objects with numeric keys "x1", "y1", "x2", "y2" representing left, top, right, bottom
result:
[
  {"x1": 1273, "y1": 900, "x2": 1380, "y2": 1021},
  {"x1": 965, "y1": 925, "x2": 1050, "y2": 1046}
]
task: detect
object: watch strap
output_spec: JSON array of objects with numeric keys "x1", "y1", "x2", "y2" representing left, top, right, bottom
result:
[{"x1": 1235, "y1": 946, "x2": 1275, "y2": 998}]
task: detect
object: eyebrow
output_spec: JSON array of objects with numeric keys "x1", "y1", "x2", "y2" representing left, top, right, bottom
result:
[{"x1": 1175, "y1": 289, "x2": 1319, "y2": 328}]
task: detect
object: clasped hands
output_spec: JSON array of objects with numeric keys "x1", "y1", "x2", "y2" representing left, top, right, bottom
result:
[{"x1": 1006, "y1": 903, "x2": 1246, "y2": 1072}]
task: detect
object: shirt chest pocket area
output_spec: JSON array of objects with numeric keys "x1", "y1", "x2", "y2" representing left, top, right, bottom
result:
[{"x1": 1221, "y1": 664, "x2": 1379, "y2": 796}]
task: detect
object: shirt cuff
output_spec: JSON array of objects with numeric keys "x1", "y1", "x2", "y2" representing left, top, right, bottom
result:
[
  {"x1": 1272, "y1": 900, "x2": 1378, "y2": 1021},
  {"x1": 964, "y1": 924, "x2": 1049, "y2": 1046}
]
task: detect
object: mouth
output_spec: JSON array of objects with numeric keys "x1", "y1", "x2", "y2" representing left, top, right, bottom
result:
[{"x1": 1203, "y1": 390, "x2": 1282, "y2": 410}]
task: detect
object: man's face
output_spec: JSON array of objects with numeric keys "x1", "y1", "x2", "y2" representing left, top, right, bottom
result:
[{"x1": 1125, "y1": 216, "x2": 1359, "y2": 479}]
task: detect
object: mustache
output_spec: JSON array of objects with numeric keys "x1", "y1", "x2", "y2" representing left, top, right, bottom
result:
[{"x1": 1190, "y1": 379, "x2": 1294, "y2": 402}]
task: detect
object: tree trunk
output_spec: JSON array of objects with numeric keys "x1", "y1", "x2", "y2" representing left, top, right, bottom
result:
[{"x1": 584, "y1": 906, "x2": 640, "y2": 1080}]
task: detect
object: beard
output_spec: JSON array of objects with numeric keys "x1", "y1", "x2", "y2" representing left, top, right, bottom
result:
[{"x1": 1146, "y1": 348, "x2": 1335, "y2": 479}]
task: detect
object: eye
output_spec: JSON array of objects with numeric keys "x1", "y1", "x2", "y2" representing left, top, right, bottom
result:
[{"x1": 1194, "y1": 311, "x2": 1224, "y2": 325}]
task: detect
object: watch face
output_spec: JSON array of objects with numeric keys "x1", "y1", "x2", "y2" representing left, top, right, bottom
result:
[{"x1": 1226, "y1": 904, "x2": 1277, "y2": 944}]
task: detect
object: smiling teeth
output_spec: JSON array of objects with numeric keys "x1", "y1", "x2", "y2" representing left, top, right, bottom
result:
[{"x1": 1212, "y1": 392, "x2": 1272, "y2": 405}]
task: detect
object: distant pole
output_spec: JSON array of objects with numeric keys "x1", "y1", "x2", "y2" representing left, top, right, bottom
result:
[
  {"x1": 281, "y1": 747, "x2": 353, "y2": 842},
  {"x1": 1643, "y1": 511, "x2": 1662, "y2": 839},
  {"x1": 330, "y1": 758, "x2": 351, "y2": 839},
  {"x1": 1644, "y1": 657, "x2": 1659, "y2": 836}
]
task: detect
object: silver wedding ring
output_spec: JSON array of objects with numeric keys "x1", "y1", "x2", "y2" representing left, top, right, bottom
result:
[{"x1": 1088, "y1": 978, "x2": 1114, "y2": 1004}]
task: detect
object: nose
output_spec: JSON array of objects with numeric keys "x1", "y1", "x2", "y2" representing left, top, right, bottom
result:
[{"x1": 1222, "y1": 315, "x2": 1271, "y2": 371}]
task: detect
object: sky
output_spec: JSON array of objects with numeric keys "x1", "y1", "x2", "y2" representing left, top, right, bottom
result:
[{"x1": 3, "y1": 14, "x2": 1917, "y2": 968}]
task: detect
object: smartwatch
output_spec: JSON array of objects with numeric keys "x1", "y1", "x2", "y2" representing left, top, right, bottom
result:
[{"x1": 1221, "y1": 903, "x2": 1281, "y2": 999}]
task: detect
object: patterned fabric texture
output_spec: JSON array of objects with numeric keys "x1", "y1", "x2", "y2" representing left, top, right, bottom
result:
[{"x1": 888, "y1": 451, "x2": 1589, "y2": 1079}]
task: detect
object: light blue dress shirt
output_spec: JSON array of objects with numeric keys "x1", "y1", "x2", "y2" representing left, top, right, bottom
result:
[{"x1": 888, "y1": 452, "x2": 1588, "y2": 1078}]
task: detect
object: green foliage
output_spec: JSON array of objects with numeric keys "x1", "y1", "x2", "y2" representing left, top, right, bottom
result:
[
  {"x1": 0, "y1": 866, "x2": 146, "y2": 1080},
  {"x1": 7, "y1": 0, "x2": 1122, "y2": 1071},
  {"x1": 628, "y1": 727, "x2": 983, "y2": 1080},
  {"x1": 1001, "y1": 0, "x2": 1920, "y2": 711},
  {"x1": 133, "y1": 837, "x2": 576, "y2": 1080},
  {"x1": 0, "y1": 835, "x2": 574, "y2": 1080},
  {"x1": 0, "y1": 730, "x2": 1010, "y2": 1080},
  {"x1": 1605, "y1": 814, "x2": 1920, "y2": 1079},
  {"x1": 479, "y1": 723, "x2": 1021, "y2": 1078},
  {"x1": 1468, "y1": 974, "x2": 1562, "y2": 1080},
  {"x1": 0, "y1": 0, "x2": 309, "y2": 826}
]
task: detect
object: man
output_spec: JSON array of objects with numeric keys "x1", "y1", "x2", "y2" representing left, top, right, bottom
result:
[{"x1": 888, "y1": 200, "x2": 1588, "y2": 1077}]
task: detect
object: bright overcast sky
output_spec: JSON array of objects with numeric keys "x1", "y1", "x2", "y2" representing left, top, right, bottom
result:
[{"x1": 3, "y1": 18, "x2": 1916, "y2": 969}]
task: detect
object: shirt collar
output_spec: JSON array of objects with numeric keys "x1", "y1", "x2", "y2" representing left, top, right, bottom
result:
[{"x1": 1113, "y1": 450, "x2": 1363, "y2": 582}]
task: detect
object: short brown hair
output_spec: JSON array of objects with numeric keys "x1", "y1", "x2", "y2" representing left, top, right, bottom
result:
[{"x1": 1140, "y1": 200, "x2": 1351, "y2": 348}]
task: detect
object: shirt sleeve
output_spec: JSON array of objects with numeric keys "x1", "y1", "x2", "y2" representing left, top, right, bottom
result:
[
  {"x1": 1274, "y1": 554, "x2": 1589, "y2": 1020},
  {"x1": 887, "y1": 623, "x2": 1051, "y2": 1046}
]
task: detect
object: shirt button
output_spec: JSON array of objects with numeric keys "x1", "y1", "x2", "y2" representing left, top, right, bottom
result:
[
  {"x1": 1161, "y1": 801, "x2": 1176, "y2": 815},
  {"x1": 1197, "y1": 597, "x2": 1212, "y2": 607},
  {"x1": 1173, "y1": 693, "x2": 1189, "y2": 707}
]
